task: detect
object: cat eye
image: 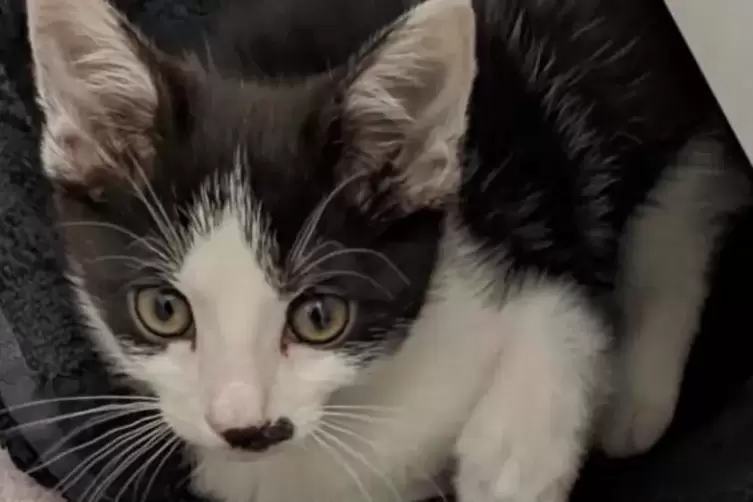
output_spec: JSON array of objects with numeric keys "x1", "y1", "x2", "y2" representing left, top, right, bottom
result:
[
  {"x1": 129, "y1": 286, "x2": 194, "y2": 340},
  {"x1": 287, "y1": 294, "x2": 353, "y2": 345}
]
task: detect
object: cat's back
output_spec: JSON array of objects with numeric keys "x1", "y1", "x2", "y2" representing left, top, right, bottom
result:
[
  {"x1": 469, "y1": 0, "x2": 717, "y2": 154},
  {"x1": 461, "y1": 0, "x2": 725, "y2": 290},
  {"x1": 201, "y1": 0, "x2": 727, "y2": 290},
  {"x1": 206, "y1": 0, "x2": 715, "y2": 137}
]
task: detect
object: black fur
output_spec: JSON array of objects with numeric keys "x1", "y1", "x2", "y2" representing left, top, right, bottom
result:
[
  {"x1": 461, "y1": 0, "x2": 729, "y2": 292},
  {"x1": 55, "y1": 0, "x2": 736, "y2": 359}
]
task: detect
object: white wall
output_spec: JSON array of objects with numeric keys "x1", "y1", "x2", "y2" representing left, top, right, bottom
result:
[{"x1": 664, "y1": 1, "x2": 753, "y2": 162}]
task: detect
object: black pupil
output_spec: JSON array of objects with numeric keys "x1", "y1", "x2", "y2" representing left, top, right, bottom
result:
[
  {"x1": 155, "y1": 292, "x2": 177, "y2": 322},
  {"x1": 307, "y1": 300, "x2": 331, "y2": 331}
]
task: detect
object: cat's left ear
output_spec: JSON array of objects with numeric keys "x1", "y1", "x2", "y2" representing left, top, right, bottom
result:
[
  {"x1": 339, "y1": 0, "x2": 476, "y2": 211},
  {"x1": 26, "y1": 0, "x2": 159, "y2": 190}
]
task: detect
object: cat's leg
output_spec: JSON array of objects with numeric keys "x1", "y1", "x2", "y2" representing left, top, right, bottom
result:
[
  {"x1": 454, "y1": 281, "x2": 609, "y2": 502},
  {"x1": 600, "y1": 141, "x2": 749, "y2": 457}
]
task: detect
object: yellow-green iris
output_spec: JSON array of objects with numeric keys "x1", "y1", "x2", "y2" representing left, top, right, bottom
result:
[{"x1": 287, "y1": 294, "x2": 352, "y2": 345}]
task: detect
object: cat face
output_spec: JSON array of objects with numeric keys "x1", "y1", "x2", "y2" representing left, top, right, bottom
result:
[{"x1": 27, "y1": 0, "x2": 476, "y2": 454}]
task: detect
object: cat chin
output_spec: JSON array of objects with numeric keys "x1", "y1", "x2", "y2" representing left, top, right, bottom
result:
[
  {"x1": 190, "y1": 441, "x2": 294, "y2": 467},
  {"x1": 195, "y1": 445, "x2": 280, "y2": 463}
]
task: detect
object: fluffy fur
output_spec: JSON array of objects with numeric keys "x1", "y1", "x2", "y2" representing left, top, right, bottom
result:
[{"x1": 25, "y1": 0, "x2": 750, "y2": 500}]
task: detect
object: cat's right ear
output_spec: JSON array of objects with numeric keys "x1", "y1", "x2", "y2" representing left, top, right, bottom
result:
[
  {"x1": 335, "y1": 0, "x2": 476, "y2": 213},
  {"x1": 26, "y1": 0, "x2": 158, "y2": 192}
]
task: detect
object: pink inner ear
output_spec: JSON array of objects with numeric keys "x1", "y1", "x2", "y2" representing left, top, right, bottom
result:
[
  {"x1": 61, "y1": 131, "x2": 83, "y2": 155},
  {"x1": 48, "y1": 122, "x2": 104, "y2": 180}
]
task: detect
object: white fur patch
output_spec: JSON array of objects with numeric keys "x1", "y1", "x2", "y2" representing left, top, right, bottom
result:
[
  {"x1": 454, "y1": 279, "x2": 608, "y2": 502},
  {"x1": 178, "y1": 224, "x2": 605, "y2": 502},
  {"x1": 155, "y1": 188, "x2": 358, "y2": 442},
  {"x1": 71, "y1": 207, "x2": 609, "y2": 502}
]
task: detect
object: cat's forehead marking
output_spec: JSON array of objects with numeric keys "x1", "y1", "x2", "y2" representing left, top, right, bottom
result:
[
  {"x1": 178, "y1": 159, "x2": 283, "y2": 294},
  {"x1": 176, "y1": 208, "x2": 282, "y2": 330}
]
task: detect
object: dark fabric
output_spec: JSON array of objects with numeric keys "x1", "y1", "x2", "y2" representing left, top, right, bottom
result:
[{"x1": 0, "y1": 0, "x2": 751, "y2": 501}]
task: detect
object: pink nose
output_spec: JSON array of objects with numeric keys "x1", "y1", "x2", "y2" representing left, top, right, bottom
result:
[{"x1": 205, "y1": 381, "x2": 265, "y2": 434}]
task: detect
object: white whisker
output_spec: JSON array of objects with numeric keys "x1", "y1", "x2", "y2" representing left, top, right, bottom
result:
[
  {"x1": 88, "y1": 425, "x2": 169, "y2": 502},
  {"x1": 321, "y1": 420, "x2": 448, "y2": 502},
  {"x1": 288, "y1": 171, "x2": 365, "y2": 271},
  {"x1": 2, "y1": 403, "x2": 157, "y2": 436},
  {"x1": 318, "y1": 420, "x2": 375, "y2": 448},
  {"x1": 113, "y1": 436, "x2": 163, "y2": 502},
  {"x1": 58, "y1": 220, "x2": 174, "y2": 268},
  {"x1": 323, "y1": 405, "x2": 398, "y2": 415},
  {"x1": 53, "y1": 414, "x2": 161, "y2": 496},
  {"x1": 121, "y1": 156, "x2": 185, "y2": 269},
  {"x1": 294, "y1": 247, "x2": 409, "y2": 287},
  {"x1": 88, "y1": 254, "x2": 167, "y2": 274},
  {"x1": 317, "y1": 424, "x2": 402, "y2": 502},
  {"x1": 298, "y1": 269, "x2": 394, "y2": 299},
  {"x1": 80, "y1": 419, "x2": 165, "y2": 502},
  {"x1": 296, "y1": 240, "x2": 344, "y2": 273},
  {"x1": 0, "y1": 395, "x2": 159, "y2": 415},
  {"x1": 311, "y1": 430, "x2": 374, "y2": 502},
  {"x1": 321, "y1": 411, "x2": 399, "y2": 427},
  {"x1": 137, "y1": 435, "x2": 183, "y2": 502},
  {"x1": 28, "y1": 405, "x2": 158, "y2": 475}
]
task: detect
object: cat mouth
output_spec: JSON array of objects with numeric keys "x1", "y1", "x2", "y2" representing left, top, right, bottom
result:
[
  {"x1": 219, "y1": 448, "x2": 270, "y2": 462},
  {"x1": 203, "y1": 441, "x2": 291, "y2": 463},
  {"x1": 192, "y1": 424, "x2": 297, "y2": 461}
]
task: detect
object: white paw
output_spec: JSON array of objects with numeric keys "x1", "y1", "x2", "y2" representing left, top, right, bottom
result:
[
  {"x1": 599, "y1": 369, "x2": 679, "y2": 457},
  {"x1": 451, "y1": 282, "x2": 604, "y2": 502},
  {"x1": 455, "y1": 456, "x2": 571, "y2": 502},
  {"x1": 455, "y1": 414, "x2": 578, "y2": 502}
]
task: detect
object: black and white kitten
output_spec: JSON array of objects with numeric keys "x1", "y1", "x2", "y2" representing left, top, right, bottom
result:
[{"x1": 26, "y1": 0, "x2": 749, "y2": 500}]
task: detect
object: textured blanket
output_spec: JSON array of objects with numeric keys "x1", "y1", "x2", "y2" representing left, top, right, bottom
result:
[
  {"x1": 0, "y1": 0, "x2": 752, "y2": 501},
  {"x1": 0, "y1": 449, "x2": 62, "y2": 502},
  {"x1": 0, "y1": 2, "x2": 212, "y2": 501}
]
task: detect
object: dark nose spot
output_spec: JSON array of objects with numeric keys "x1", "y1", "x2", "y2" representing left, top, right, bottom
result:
[{"x1": 221, "y1": 417, "x2": 295, "y2": 451}]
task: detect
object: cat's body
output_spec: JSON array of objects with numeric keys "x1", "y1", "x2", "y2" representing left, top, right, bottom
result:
[{"x1": 25, "y1": 0, "x2": 749, "y2": 501}]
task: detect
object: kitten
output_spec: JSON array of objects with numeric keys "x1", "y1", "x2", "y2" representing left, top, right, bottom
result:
[{"x1": 25, "y1": 0, "x2": 749, "y2": 501}]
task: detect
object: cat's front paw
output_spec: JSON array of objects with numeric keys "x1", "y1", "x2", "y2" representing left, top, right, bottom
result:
[
  {"x1": 454, "y1": 454, "x2": 570, "y2": 502},
  {"x1": 454, "y1": 414, "x2": 576, "y2": 502},
  {"x1": 451, "y1": 282, "x2": 605, "y2": 502}
]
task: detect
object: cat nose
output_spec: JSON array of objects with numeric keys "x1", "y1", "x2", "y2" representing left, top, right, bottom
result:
[
  {"x1": 219, "y1": 417, "x2": 295, "y2": 451},
  {"x1": 206, "y1": 381, "x2": 264, "y2": 433}
]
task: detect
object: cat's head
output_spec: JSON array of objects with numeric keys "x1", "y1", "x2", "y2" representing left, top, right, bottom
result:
[{"x1": 27, "y1": 0, "x2": 476, "y2": 455}]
